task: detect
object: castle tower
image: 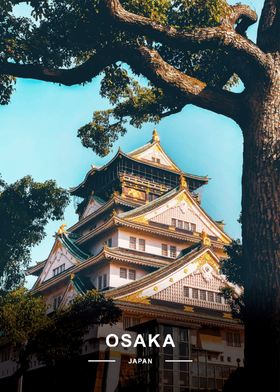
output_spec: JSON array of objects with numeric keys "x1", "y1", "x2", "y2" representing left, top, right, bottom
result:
[{"x1": 24, "y1": 130, "x2": 242, "y2": 392}]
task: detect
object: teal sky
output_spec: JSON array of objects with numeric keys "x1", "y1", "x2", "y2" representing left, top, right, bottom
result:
[{"x1": 0, "y1": 1, "x2": 264, "y2": 279}]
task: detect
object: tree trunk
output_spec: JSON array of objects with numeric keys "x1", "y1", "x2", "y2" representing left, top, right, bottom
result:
[
  {"x1": 17, "y1": 375, "x2": 23, "y2": 392},
  {"x1": 242, "y1": 56, "x2": 280, "y2": 391}
]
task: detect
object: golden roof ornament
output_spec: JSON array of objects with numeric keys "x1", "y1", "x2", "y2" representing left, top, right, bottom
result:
[
  {"x1": 201, "y1": 230, "x2": 211, "y2": 246},
  {"x1": 179, "y1": 174, "x2": 188, "y2": 189},
  {"x1": 152, "y1": 128, "x2": 160, "y2": 143},
  {"x1": 57, "y1": 224, "x2": 67, "y2": 235}
]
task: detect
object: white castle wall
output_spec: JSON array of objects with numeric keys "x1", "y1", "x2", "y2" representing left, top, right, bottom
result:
[
  {"x1": 136, "y1": 147, "x2": 173, "y2": 167},
  {"x1": 118, "y1": 229, "x2": 184, "y2": 258},
  {"x1": 148, "y1": 199, "x2": 221, "y2": 238},
  {"x1": 109, "y1": 263, "x2": 147, "y2": 288},
  {"x1": 89, "y1": 231, "x2": 118, "y2": 256},
  {"x1": 41, "y1": 246, "x2": 78, "y2": 282},
  {"x1": 81, "y1": 198, "x2": 104, "y2": 219},
  {"x1": 91, "y1": 264, "x2": 110, "y2": 289},
  {"x1": 152, "y1": 272, "x2": 231, "y2": 312}
]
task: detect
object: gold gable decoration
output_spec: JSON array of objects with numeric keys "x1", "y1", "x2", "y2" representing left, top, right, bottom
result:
[
  {"x1": 179, "y1": 174, "x2": 188, "y2": 190},
  {"x1": 57, "y1": 223, "x2": 67, "y2": 235},
  {"x1": 152, "y1": 128, "x2": 160, "y2": 143},
  {"x1": 201, "y1": 230, "x2": 211, "y2": 246},
  {"x1": 195, "y1": 252, "x2": 219, "y2": 272},
  {"x1": 130, "y1": 214, "x2": 148, "y2": 224},
  {"x1": 118, "y1": 290, "x2": 150, "y2": 304}
]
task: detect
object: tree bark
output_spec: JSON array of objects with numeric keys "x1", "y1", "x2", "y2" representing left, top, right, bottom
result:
[
  {"x1": 241, "y1": 55, "x2": 280, "y2": 391},
  {"x1": 17, "y1": 375, "x2": 23, "y2": 392}
]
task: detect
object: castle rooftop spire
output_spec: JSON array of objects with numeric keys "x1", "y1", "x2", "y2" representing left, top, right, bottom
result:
[
  {"x1": 179, "y1": 174, "x2": 188, "y2": 190},
  {"x1": 152, "y1": 128, "x2": 160, "y2": 143}
]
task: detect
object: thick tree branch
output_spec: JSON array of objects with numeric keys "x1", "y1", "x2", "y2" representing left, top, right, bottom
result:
[
  {"x1": 0, "y1": 48, "x2": 118, "y2": 86},
  {"x1": 229, "y1": 5, "x2": 258, "y2": 35},
  {"x1": 257, "y1": 0, "x2": 280, "y2": 52},
  {"x1": 120, "y1": 46, "x2": 242, "y2": 122},
  {"x1": 105, "y1": 0, "x2": 270, "y2": 78}
]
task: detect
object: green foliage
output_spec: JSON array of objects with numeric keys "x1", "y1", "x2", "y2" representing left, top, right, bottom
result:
[
  {"x1": 0, "y1": 75, "x2": 16, "y2": 105},
  {"x1": 1, "y1": 0, "x2": 233, "y2": 154},
  {"x1": 221, "y1": 239, "x2": 244, "y2": 287},
  {"x1": 78, "y1": 63, "x2": 172, "y2": 155},
  {"x1": 221, "y1": 239, "x2": 245, "y2": 318},
  {"x1": 0, "y1": 288, "x2": 49, "y2": 350},
  {"x1": 34, "y1": 290, "x2": 122, "y2": 365},
  {"x1": 122, "y1": 0, "x2": 171, "y2": 23},
  {"x1": 0, "y1": 176, "x2": 69, "y2": 292},
  {"x1": 78, "y1": 110, "x2": 127, "y2": 157},
  {"x1": 0, "y1": 288, "x2": 121, "y2": 374},
  {"x1": 167, "y1": 0, "x2": 228, "y2": 30}
]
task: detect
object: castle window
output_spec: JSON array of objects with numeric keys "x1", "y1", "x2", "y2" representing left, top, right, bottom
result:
[
  {"x1": 98, "y1": 275, "x2": 103, "y2": 290},
  {"x1": 104, "y1": 238, "x2": 112, "y2": 247},
  {"x1": 177, "y1": 220, "x2": 183, "y2": 229},
  {"x1": 103, "y1": 274, "x2": 107, "y2": 288},
  {"x1": 53, "y1": 263, "x2": 65, "y2": 276},
  {"x1": 53, "y1": 295, "x2": 62, "y2": 310},
  {"x1": 192, "y1": 288, "x2": 199, "y2": 299},
  {"x1": 129, "y1": 236, "x2": 136, "y2": 249},
  {"x1": 234, "y1": 333, "x2": 241, "y2": 347},
  {"x1": 227, "y1": 332, "x2": 241, "y2": 347},
  {"x1": 183, "y1": 287, "x2": 190, "y2": 298},
  {"x1": 170, "y1": 246, "x2": 177, "y2": 258},
  {"x1": 190, "y1": 223, "x2": 196, "y2": 232},
  {"x1": 226, "y1": 332, "x2": 233, "y2": 346},
  {"x1": 200, "y1": 290, "x2": 207, "y2": 301},
  {"x1": 129, "y1": 269, "x2": 136, "y2": 280},
  {"x1": 215, "y1": 293, "x2": 222, "y2": 303},
  {"x1": 208, "y1": 291, "x2": 215, "y2": 302},
  {"x1": 120, "y1": 268, "x2": 127, "y2": 279},
  {"x1": 139, "y1": 238, "x2": 146, "y2": 251},
  {"x1": 152, "y1": 157, "x2": 161, "y2": 163},
  {"x1": 162, "y1": 244, "x2": 168, "y2": 256},
  {"x1": 171, "y1": 219, "x2": 196, "y2": 232}
]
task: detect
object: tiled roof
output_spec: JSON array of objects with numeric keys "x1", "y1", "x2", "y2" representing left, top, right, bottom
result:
[
  {"x1": 117, "y1": 187, "x2": 231, "y2": 244},
  {"x1": 107, "y1": 247, "x2": 170, "y2": 267},
  {"x1": 71, "y1": 275, "x2": 95, "y2": 294},
  {"x1": 70, "y1": 147, "x2": 208, "y2": 197},
  {"x1": 69, "y1": 195, "x2": 140, "y2": 233},
  {"x1": 119, "y1": 187, "x2": 179, "y2": 219},
  {"x1": 26, "y1": 259, "x2": 46, "y2": 275},
  {"x1": 59, "y1": 233, "x2": 89, "y2": 261},
  {"x1": 106, "y1": 243, "x2": 207, "y2": 298}
]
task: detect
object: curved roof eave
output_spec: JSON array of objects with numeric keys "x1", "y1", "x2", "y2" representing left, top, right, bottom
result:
[
  {"x1": 106, "y1": 245, "x2": 213, "y2": 299},
  {"x1": 69, "y1": 150, "x2": 124, "y2": 195},
  {"x1": 70, "y1": 150, "x2": 208, "y2": 196},
  {"x1": 118, "y1": 187, "x2": 231, "y2": 243}
]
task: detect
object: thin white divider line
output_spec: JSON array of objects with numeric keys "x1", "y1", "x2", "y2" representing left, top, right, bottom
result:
[
  {"x1": 165, "y1": 360, "x2": 193, "y2": 363},
  {"x1": 88, "y1": 360, "x2": 116, "y2": 363}
]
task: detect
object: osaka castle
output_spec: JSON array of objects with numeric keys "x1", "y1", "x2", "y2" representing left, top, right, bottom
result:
[{"x1": 3, "y1": 130, "x2": 243, "y2": 391}]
